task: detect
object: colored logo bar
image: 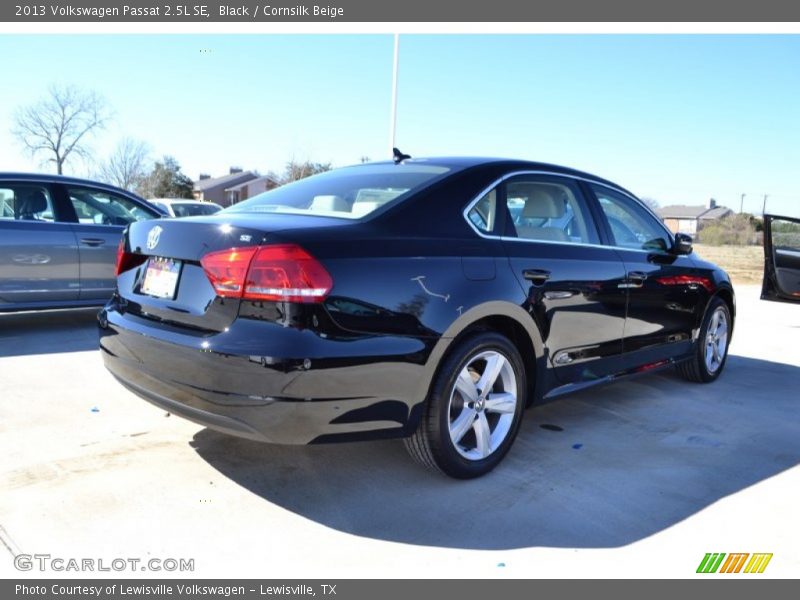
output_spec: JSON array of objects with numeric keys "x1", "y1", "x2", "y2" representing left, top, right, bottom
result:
[{"x1": 697, "y1": 553, "x2": 773, "y2": 574}]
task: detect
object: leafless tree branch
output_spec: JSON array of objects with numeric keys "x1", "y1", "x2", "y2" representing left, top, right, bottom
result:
[
  {"x1": 11, "y1": 84, "x2": 112, "y2": 174},
  {"x1": 97, "y1": 137, "x2": 151, "y2": 191}
]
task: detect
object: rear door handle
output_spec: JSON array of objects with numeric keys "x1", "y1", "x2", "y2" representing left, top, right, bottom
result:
[
  {"x1": 628, "y1": 271, "x2": 648, "y2": 283},
  {"x1": 80, "y1": 238, "x2": 106, "y2": 247},
  {"x1": 523, "y1": 269, "x2": 551, "y2": 285},
  {"x1": 618, "y1": 270, "x2": 648, "y2": 289}
]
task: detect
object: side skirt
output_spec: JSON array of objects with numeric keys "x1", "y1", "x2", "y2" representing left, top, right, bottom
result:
[{"x1": 539, "y1": 355, "x2": 692, "y2": 404}]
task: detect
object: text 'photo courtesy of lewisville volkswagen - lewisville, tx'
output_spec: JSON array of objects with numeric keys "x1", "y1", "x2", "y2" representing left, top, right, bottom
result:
[{"x1": 0, "y1": 7, "x2": 799, "y2": 588}]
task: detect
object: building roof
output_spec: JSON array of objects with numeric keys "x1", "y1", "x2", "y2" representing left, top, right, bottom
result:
[
  {"x1": 699, "y1": 206, "x2": 733, "y2": 220},
  {"x1": 224, "y1": 175, "x2": 278, "y2": 192},
  {"x1": 193, "y1": 171, "x2": 257, "y2": 192},
  {"x1": 658, "y1": 205, "x2": 710, "y2": 219},
  {"x1": 658, "y1": 204, "x2": 733, "y2": 220}
]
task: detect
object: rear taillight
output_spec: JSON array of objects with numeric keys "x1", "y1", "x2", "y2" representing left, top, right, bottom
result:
[
  {"x1": 200, "y1": 247, "x2": 258, "y2": 298},
  {"x1": 201, "y1": 244, "x2": 332, "y2": 303},
  {"x1": 115, "y1": 238, "x2": 146, "y2": 276}
]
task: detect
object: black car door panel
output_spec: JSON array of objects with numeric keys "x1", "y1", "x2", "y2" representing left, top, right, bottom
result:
[
  {"x1": 498, "y1": 175, "x2": 627, "y2": 383},
  {"x1": 588, "y1": 183, "x2": 699, "y2": 361},
  {"x1": 613, "y1": 248, "x2": 701, "y2": 357}
]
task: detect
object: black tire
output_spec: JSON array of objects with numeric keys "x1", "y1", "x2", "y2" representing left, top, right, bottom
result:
[
  {"x1": 404, "y1": 331, "x2": 527, "y2": 479},
  {"x1": 678, "y1": 296, "x2": 732, "y2": 383}
]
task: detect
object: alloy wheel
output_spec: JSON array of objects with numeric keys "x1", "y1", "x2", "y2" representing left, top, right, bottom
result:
[
  {"x1": 704, "y1": 306, "x2": 729, "y2": 373},
  {"x1": 447, "y1": 350, "x2": 518, "y2": 461}
]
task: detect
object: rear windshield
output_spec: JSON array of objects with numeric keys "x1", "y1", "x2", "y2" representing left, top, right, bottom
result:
[
  {"x1": 225, "y1": 164, "x2": 450, "y2": 219},
  {"x1": 172, "y1": 203, "x2": 221, "y2": 217}
]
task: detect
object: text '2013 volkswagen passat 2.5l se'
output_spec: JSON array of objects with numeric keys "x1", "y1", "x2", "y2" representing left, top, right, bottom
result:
[{"x1": 99, "y1": 156, "x2": 735, "y2": 478}]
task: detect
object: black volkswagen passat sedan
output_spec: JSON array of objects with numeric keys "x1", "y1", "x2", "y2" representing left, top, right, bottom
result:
[{"x1": 100, "y1": 157, "x2": 735, "y2": 478}]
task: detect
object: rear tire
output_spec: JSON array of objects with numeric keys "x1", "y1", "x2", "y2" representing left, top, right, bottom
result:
[
  {"x1": 404, "y1": 331, "x2": 527, "y2": 479},
  {"x1": 678, "y1": 296, "x2": 731, "y2": 383}
]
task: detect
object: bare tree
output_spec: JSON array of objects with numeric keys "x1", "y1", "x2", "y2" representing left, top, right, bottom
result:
[
  {"x1": 280, "y1": 158, "x2": 331, "y2": 183},
  {"x1": 640, "y1": 197, "x2": 660, "y2": 211},
  {"x1": 12, "y1": 84, "x2": 111, "y2": 174},
  {"x1": 97, "y1": 137, "x2": 151, "y2": 191}
]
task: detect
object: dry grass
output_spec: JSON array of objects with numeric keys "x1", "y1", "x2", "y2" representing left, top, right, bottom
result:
[{"x1": 692, "y1": 243, "x2": 764, "y2": 285}]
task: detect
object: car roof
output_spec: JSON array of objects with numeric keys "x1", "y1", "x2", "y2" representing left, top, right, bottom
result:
[
  {"x1": 0, "y1": 172, "x2": 145, "y2": 198},
  {"x1": 150, "y1": 198, "x2": 218, "y2": 205},
  {"x1": 355, "y1": 157, "x2": 637, "y2": 198}
]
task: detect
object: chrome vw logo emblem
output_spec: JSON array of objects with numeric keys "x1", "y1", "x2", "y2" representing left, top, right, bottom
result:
[{"x1": 146, "y1": 225, "x2": 163, "y2": 250}]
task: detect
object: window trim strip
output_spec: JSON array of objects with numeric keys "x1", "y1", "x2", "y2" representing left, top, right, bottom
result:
[{"x1": 462, "y1": 170, "x2": 675, "y2": 252}]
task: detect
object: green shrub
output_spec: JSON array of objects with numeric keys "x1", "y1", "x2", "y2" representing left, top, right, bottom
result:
[{"x1": 698, "y1": 214, "x2": 757, "y2": 246}]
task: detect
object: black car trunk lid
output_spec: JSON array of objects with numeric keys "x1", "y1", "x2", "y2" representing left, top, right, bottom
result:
[{"x1": 119, "y1": 217, "x2": 274, "y2": 332}]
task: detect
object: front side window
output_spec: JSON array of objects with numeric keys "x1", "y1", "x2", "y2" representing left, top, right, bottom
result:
[
  {"x1": 0, "y1": 184, "x2": 55, "y2": 222},
  {"x1": 505, "y1": 177, "x2": 598, "y2": 245},
  {"x1": 226, "y1": 164, "x2": 450, "y2": 220},
  {"x1": 591, "y1": 184, "x2": 671, "y2": 252},
  {"x1": 67, "y1": 187, "x2": 158, "y2": 226}
]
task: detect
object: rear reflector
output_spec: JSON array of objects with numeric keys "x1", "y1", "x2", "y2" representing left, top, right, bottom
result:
[{"x1": 201, "y1": 244, "x2": 332, "y2": 303}]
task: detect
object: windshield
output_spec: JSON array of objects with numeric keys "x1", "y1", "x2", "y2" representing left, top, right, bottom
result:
[
  {"x1": 172, "y1": 203, "x2": 221, "y2": 217},
  {"x1": 225, "y1": 164, "x2": 450, "y2": 219}
]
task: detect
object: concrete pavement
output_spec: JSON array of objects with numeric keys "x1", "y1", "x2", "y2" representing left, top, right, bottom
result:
[{"x1": 0, "y1": 285, "x2": 798, "y2": 578}]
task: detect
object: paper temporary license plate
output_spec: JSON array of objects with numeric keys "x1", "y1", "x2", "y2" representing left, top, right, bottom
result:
[{"x1": 141, "y1": 257, "x2": 182, "y2": 299}]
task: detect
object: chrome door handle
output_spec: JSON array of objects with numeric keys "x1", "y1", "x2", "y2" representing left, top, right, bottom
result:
[
  {"x1": 618, "y1": 270, "x2": 648, "y2": 289},
  {"x1": 544, "y1": 290, "x2": 575, "y2": 300},
  {"x1": 627, "y1": 271, "x2": 648, "y2": 283},
  {"x1": 523, "y1": 269, "x2": 551, "y2": 285}
]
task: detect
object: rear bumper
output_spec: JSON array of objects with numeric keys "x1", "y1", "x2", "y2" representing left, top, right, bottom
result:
[{"x1": 99, "y1": 306, "x2": 435, "y2": 444}]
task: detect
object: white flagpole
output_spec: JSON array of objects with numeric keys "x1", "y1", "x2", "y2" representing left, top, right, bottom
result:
[{"x1": 389, "y1": 34, "x2": 400, "y2": 157}]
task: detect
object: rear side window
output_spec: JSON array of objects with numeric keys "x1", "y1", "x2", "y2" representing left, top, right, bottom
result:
[
  {"x1": 0, "y1": 184, "x2": 56, "y2": 222},
  {"x1": 226, "y1": 164, "x2": 450, "y2": 220},
  {"x1": 67, "y1": 187, "x2": 158, "y2": 226},
  {"x1": 467, "y1": 188, "x2": 498, "y2": 234},
  {"x1": 505, "y1": 178, "x2": 599, "y2": 245}
]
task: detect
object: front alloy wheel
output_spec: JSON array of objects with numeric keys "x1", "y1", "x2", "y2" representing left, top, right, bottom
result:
[
  {"x1": 704, "y1": 306, "x2": 729, "y2": 374},
  {"x1": 678, "y1": 296, "x2": 732, "y2": 383},
  {"x1": 405, "y1": 331, "x2": 527, "y2": 478}
]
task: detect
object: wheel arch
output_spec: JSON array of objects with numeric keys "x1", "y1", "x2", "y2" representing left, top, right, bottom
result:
[
  {"x1": 407, "y1": 302, "x2": 545, "y2": 434},
  {"x1": 715, "y1": 285, "x2": 736, "y2": 324},
  {"x1": 700, "y1": 283, "x2": 735, "y2": 339}
]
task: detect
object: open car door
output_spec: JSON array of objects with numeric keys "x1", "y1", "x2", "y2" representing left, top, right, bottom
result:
[{"x1": 762, "y1": 214, "x2": 800, "y2": 303}]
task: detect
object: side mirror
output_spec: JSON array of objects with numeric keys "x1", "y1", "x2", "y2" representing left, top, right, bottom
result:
[{"x1": 672, "y1": 232, "x2": 693, "y2": 255}]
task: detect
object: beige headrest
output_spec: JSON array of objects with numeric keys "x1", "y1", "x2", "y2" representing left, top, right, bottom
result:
[{"x1": 519, "y1": 186, "x2": 565, "y2": 219}]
